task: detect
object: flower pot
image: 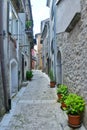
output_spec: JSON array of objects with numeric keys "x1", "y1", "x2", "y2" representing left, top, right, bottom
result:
[
  {"x1": 57, "y1": 94, "x2": 62, "y2": 101},
  {"x1": 26, "y1": 77, "x2": 32, "y2": 81},
  {"x1": 61, "y1": 102, "x2": 66, "y2": 110},
  {"x1": 50, "y1": 81, "x2": 56, "y2": 88},
  {"x1": 68, "y1": 114, "x2": 82, "y2": 128}
]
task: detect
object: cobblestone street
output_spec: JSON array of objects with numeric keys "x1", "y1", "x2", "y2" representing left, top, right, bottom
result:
[{"x1": 0, "y1": 70, "x2": 86, "y2": 130}]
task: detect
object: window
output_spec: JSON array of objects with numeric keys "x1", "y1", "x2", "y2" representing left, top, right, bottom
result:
[{"x1": 51, "y1": 39, "x2": 54, "y2": 54}]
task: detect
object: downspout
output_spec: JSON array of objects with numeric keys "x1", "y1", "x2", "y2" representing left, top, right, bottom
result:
[
  {"x1": 47, "y1": 21, "x2": 50, "y2": 74},
  {"x1": 0, "y1": 0, "x2": 9, "y2": 111},
  {"x1": 54, "y1": 0, "x2": 58, "y2": 81},
  {"x1": 30, "y1": 45, "x2": 32, "y2": 69}
]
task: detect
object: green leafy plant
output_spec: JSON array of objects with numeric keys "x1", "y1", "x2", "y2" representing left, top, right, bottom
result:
[
  {"x1": 56, "y1": 84, "x2": 68, "y2": 95},
  {"x1": 49, "y1": 69, "x2": 55, "y2": 81},
  {"x1": 64, "y1": 93, "x2": 85, "y2": 115},
  {"x1": 26, "y1": 70, "x2": 33, "y2": 80},
  {"x1": 60, "y1": 94, "x2": 68, "y2": 103},
  {"x1": 26, "y1": 20, "x2": 32, "y2": 29}
]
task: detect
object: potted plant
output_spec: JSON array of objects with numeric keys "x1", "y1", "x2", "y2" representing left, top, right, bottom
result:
[
  {"x1": 25, "y1": 20, "x2": 32, "y2": 29},
  {"x1": 49, "y1": 70, "x2": 56, "y2": 88},
  {"x1": 56, "y1": 84, "x2": 68, "y2": 101},
  {"x1": 60, "y1": 94, "x2": 68, "y2": 110},
  {"x1": 26, "y1": 70, "x2": 33, "y2": 81},
  {"x1": 64, "y1": 93, "x2": 85, "y2": 128}
]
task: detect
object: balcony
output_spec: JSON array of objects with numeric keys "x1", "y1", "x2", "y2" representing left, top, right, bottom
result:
[{"x1": 25, "y1": 20, "x2": 33, "y2": 37}]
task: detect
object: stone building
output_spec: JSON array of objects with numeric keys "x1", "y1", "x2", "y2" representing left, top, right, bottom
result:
[
  {"x1": 18, "y1": 0, "x2": 34, "y2": 82},
  {"x1": 41, "y1": 19, "x2": 50, "y2": 74},
  {"x1": 31, "y1": 48, "x2": 37, "y2": 69},
  {"x1": 35, "y1": 33, "x2": 42, "y2": 70},
  {"x1": 0, "y1": 0, "x2": 33, "y2": 117},
  {"x1": 46, "y1": 0, "x2": 87, "y2": 128},
  {"x1": 47, "y1": 0, "x2": 57, "y2": 79},
  {"x1": 0, "y1": 64, "x2": 5, "y2": 117}
]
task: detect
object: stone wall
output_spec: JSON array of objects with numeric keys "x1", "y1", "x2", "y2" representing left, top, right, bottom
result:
[
  {"x1": 0, "y1": 63, "x2": 5, "y2": 117},
  {"x1": 9, "y1": 37, "x2": 17, "y2": 61},
  {"x1": 56, "y1": 0, "x2": 87, "y2": 128}
]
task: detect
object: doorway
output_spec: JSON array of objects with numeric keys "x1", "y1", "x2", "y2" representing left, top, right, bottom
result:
[
  {"x1": 22, "y1": 54, "x2": 24, "y2": 81},
  {"x1": 10, "y1": 60, "x2": 18, "y2": 97},
  {"x1": 57, "y1": 50, "x2": 62, "y2": 84}
]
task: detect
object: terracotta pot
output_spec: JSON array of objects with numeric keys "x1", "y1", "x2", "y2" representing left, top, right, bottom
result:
[
  {"x1": 61, "y1": 102, "x2": 66, "y2": 110},
  {"x1": 50, "y1": 81, "x2": 56, "y2": 88},
  {"x1": 57, "y1": 94, "x2": 62, "y2": 101},
  {"x1": 68, "y1": 114, "x2": 82, "y2": 128}
]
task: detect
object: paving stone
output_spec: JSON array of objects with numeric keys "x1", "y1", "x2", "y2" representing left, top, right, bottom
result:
[{"x1": 0, "y1": 70, "x2": 86, "y2": 130}]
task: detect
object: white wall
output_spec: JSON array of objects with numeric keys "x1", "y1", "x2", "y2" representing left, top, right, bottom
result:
[{"x1": 56, "y1": 0, "x2": 81, "y2": 33}]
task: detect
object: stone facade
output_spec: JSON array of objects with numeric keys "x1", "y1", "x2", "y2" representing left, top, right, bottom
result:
[
  {"x1": 41, "y1": 19, "x2": 50, "y2": 73},
  {"x1": 0, "y1": 63, "x2": 5, "y2": 117},
  {"x1": 35, "y1": 33, "x2": 42, "y2": 70},
  {"x1": 56, "y1": 0, "x2": 87, "y2": 128}
]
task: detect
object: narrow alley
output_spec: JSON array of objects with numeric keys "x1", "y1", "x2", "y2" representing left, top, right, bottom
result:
[
  {"x1": 0, "y1": 70, "x2": 86, "y2": 130},
  {"x1": 0, "y1": 0, "x2": 87, "y2": 129}
]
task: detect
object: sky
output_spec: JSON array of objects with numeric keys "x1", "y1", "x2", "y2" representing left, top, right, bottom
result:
[{"x1": 31, "y1": 0, "x2": 49, "y2": 36}]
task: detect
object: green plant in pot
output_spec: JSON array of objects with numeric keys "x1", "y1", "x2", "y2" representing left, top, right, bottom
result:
[
  {"x1": 60, "y1": 94, "x2": 68, "y2": 110},
  {"x1": 49, "y1": 70, "x2": 56, "y2": 88},
  {"x1": 56, "y1": 84, "x2": 68, "y2": 101},
  {"x1": 26, "y1": 70, "x2": 33, "y2": 81},
  {"x1": 25, "y1": 20, "x2": 32, "y2": 29},
  {"x1": 64, "y1": 93, "x2": 85, "y2": 128}
]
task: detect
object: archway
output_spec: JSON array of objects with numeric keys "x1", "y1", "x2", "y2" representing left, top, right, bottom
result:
[
  {"x1": 57, "y1": 50, "x2": 62, "y2": 85},
  {"x1": 10, "y1": 60, "x2": 18, "y2": 97}
]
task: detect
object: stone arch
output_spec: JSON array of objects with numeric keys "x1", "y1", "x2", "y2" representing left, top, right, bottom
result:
[
  {"x1": 10, "y1": 59, "x2": 18, "y2": 97},
  {"x1": 57, "y1": 50, "x2": 62, "y2": 85}
]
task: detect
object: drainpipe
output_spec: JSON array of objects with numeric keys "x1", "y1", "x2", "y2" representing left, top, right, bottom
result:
[
  {"x1": 54, "y1": 0, "x2": 57, "y2": 81},
  {"x1": 47, "y1": 21, "x2": 50, "y2": 74},
  {"x1": 0, "y1": 0, "x2": 9, "y2": 111}
]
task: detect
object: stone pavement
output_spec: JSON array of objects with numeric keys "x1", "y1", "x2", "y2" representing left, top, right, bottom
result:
[{"x1": 0, "y1": 70, "x2": 86, "y2": 130}]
